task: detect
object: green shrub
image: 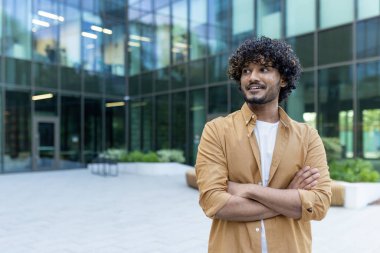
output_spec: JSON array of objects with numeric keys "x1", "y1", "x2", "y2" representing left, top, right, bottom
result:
[
  {"x1": 142, "y1": 152, "x2": 159, "y2": 162},
  {"x1": 321, "y1": 137, "x2": 342, "y2": 163},
  {"x1": 329, "y1": 158, "x2": 380, "y2": 182},
  {"x1": 157, "y1": 149, "x2": 185, "y2": 163},
  {"x1": 125, "y1": 151, "x2": 145, "y2": 162}
]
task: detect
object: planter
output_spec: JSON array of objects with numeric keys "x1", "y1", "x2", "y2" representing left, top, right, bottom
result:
[
  {"x1": 117, "y1": 162, "x2": 193, "y2": 176},
  {"x1": 335, "y1": 181, "x2": 380, "y2": 209}
]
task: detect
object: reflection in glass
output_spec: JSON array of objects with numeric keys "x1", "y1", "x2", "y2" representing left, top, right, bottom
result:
[
  {"x1": 172, "y1": 92, "x2": 187, "y2": 160},
  {"x1": 32, "y1": 0, "x2": 59, "y2": 64},
  {"x1": 130, "y1": 99, "x2": 142, "y2": 151},
  {"x1": 84, "y1": 98, "x2": 103, "y2": 163},
  {"x1": 190, "y1": 0, "x2": 208, "y2": 60},
  {"x1": 232, "y1": 0, "x2": 254, "y2": 47},
  {"x1": 141, "y1": 97, "x2": 153, "y2": 152},
  {"x1": 286, "y1": 71, "x2": 315, "y2": 125},
  {"x1": 34, "y1": 62, "x2": 58, "y2": 89},
  {"x1": 318, "y1": 25, "x2": 352, "y2": 65},
  {"x1": 189, "y1": 89, "x2": 205, "y2": 164},
  {"x1": 287, "y1": 34, "x2": 314, "y2": 68},
  {"x1": 106, "y1": 100, "x2": 125, "y2": 150},
  {"x1": 129, "y1": 75, "x2": 140, "y2": 96},
  {"x1": 128, "y1": 21, "x2": 141, "y2": 75},
  {"x1": 358, "y1": 0, "x2": 380, "y2": 20},
  {"x1": 209, "y1": 85, "x2": 228, "y2": 115},
  {"x1": 357, "y1": 17, "x2": 380, "y2": 59},
  {"x1": 156, "y1": 95, "x2": 169, "y2": 149},
  {"x1": 172, "y1": 0, "x2": 188, "y2": 63},
  {"x1": 3, "y1": 0, "x2": 32, "y2": 59},
  {"x1": 84, "y1": 71, "x2": 103, "y2": 94},
  {"x1": 140, "y1": 14, "x2": 155, "y2": 71},
  {"x1": 4, "y1": 91, "x2": 31, "y2": 172},
  {"x1": 286, "y1": 0, "x2": 315, "y2": 37},
  {"x1": 319, "y1": 0, "x2": 354, "y2": 29},
  {"x1": 156, "y1": 6, "x2": 170, "y2": 68},
  {"x1": 357, "y1": 61, "x2": 380, "y2": 159},
  {"x1": 59, "y1": 1, "x2": 80, "y2": 67},
  {"x1": 61, "y1": 96, "x2": 81, "y2": 169},
  {"x1": 318, "y1": 66, "x2": 353, "y2": 158},
  {"x1": 208, "y1": 0, "x2": 230, "y2": 54},
  {"x1": 257, "y1": 0, "x2": 281, "y2": 38}
]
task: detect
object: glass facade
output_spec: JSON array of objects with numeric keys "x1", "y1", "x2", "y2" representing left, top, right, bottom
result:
[
  {"x1": 0, "y1": 0, "x2": 127, "y2": 172},
  {"x1": 1, "y1": 0, "x2": 380, "y2": 172}
]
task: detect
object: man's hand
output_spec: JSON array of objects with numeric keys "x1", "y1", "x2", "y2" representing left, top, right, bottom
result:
[{"x1": 287, "y1": 166, "x2": 320, "y2": 190}]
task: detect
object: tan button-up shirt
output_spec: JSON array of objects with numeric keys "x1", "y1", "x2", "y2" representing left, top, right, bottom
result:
[{"x1": 195, "y1": 103, "x2": 332, "y2": 253}]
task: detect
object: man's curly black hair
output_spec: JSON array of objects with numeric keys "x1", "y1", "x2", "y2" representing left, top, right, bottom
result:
[{"x1": 227, "y1": 36, "x2": 302, "y2": 103}]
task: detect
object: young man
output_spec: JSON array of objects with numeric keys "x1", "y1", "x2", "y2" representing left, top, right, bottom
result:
[{"x1": 195, "y1": 37, "x2": 331, "y2": 253}]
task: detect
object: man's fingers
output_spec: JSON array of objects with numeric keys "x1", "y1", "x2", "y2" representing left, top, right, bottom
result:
[
  {"x1": 299, "y1": 173, "x2": 320, "y2": 188},
  {"x1": 303, "y1": 180, "x2": 318, "y2": 190}
]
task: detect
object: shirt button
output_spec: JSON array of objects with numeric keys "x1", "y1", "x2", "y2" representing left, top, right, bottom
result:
[{"x1": 256, "y1": 228, "x2": 260, "y2": 232}]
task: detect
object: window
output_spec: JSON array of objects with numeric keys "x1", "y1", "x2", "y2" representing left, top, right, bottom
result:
[
  {"x1": 209, "y1": 85, "x2": 228, "y2": 114},
  {"x1": 189, "y1": 89, "x2": 205, "y2": 164},
  {"x1": 287, "y1": 33, "x2": 314, "y2": 68},
  {"x1": 286, "y1": 0, "x2": 315, "y2": 37},
  {"x1": 358, "y1": 0, "x2": 380, "y2": 20},
  {"x1": 190, "y1": 0, "x2": 208, "y2": 60},
  {"x1": 357, "y1": 17, "x2": 380, "y2": 59},
  {"x1": 257, "y1": 0, "x2": 281, "y2": 38},
  {"x1": 156, "y1": 95, "x2": 169, "y2": 149},
  {"x1": 319, "y1": 0, "x2": 354, "y2": 29},
  {"x1": 357, "y1": 61, "x2": 380, "y2": 159},
  {"x1": 232, "y1": 0, "x2": 254, "y2": 47},
  {"x1": 318, "y1": 25, "x2": 352, "y2": 65},
  {"x1": 318, "y1": 66, "x2": 353, "y2": 158}
]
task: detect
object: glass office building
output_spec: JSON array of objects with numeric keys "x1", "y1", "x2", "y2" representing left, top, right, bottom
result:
[{"x1": 1, "y1": 0, "x2": 380, "y2": 173}]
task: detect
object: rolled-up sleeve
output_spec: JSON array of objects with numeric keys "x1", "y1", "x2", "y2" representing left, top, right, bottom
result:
[
  {"x1": 298, "y1": 128, "x2": 332, "y2": 222},
  {"x1": 195, "y1": 121, "x2": 232, "y2": 218}
]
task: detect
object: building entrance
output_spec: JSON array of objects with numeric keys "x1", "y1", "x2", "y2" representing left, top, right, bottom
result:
[{"x1": 33, "y1": 117, "x2": 59, "y2": 170}]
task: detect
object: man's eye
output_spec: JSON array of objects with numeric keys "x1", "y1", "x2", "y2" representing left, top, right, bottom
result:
[
  {"x1": 242, "y1": 69, "x2": 251, "y2": 74},
  {"x1": 261, "y1": 67, "x2": 269, "y2": 72}
]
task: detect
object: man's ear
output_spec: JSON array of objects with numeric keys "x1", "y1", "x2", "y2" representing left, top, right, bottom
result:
[{"x1": 280, "y1": 79, "x2": 287, "y2": 87}]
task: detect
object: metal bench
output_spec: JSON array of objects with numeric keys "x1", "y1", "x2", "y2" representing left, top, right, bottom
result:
[{"x1": 90, "y1": 157, "x2": 119, "y2": 177}]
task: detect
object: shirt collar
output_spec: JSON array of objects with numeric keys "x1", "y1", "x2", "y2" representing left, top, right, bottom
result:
[{"x1": 240, "y1": 103, "x2": 291, "y2": 128}]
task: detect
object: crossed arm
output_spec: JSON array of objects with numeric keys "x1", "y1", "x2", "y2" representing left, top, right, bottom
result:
[{"x1": 215, "y1": 166, "x2": 320, "y2": 221}]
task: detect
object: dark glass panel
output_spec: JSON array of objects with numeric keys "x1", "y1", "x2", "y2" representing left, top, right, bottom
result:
[
  {"x1": 189, "y1": 89, "x2": 205, "y2": 165},
  {"x1": 172, "y1": 92, "x2": 187, "y2": 160},
  {"x1": 106, "y1": 99, "x2": 125, "y2": 150},
  {"x1": 129, "y1": 99, "x2": 141, "y2": 151},
  {"x1": 357, "y1": 61, "x2": 380, "y2": 159},
  {"x1": 171, "y1": 64, "x2": 187, "y2": 90},
  {"x1": 318, "y1": 66, "x2": 353, "y2": 158},
  {"x1": 141, "y1": 97, "x2": 153, "y2": 152},
  {"x1": 287, "y1": 33, "x2": 314, "y2": 68},
  {"x1": 128, "y1": 75, "x2": 140, "y2": 96},
  {"x1": 208, "y1": 54, "x2": 228, "y2": 83},
  {"x1": 60, "y1": 96, "x2": 81, "y2": 169},
  {"x1": 141, "y1": 71, "x2": 153, "y2": 94},
  {"x1": 189, "y1": 59, "x2": 206, "y2": 87},
  {"x1": 318, "y1": 25, "x2": 352, "y2": 65},
  {"x1": 208, "y1": 0, "x2": 230, "y2": 54},
  {"x1": 155, "y1": 68, "x2": 169, "y2": 92},
  {"x1": 190, "y1": 0, "x2": 208, "y2": 60},
  {"x1": 61, "y1": 66, "x2": 81, "y2": 91},
  {"x1": 4, "y1": 90, "x2": 31, "y2": 172},
  {"x1": 357, "y1": 17, "x2": 380, "y2": 59},
  {"x1": 84, "y1": 98, "x2": 103, "y2": 163},
  {"x1": 171, "y1": 0, "x2": 188, "y2": 63},
  {"x1": 4, "y1": 57, "x2": 31, "y2": 86},
  {"x1": 209, "y1": 85, "x2": 228, "y2": 114},
  {"x1": 155, "y1": 95, "x2": 169, "y2": 149},
  {"x1": 230, "y1": 83, "x2": 244, "y2": 112},
  {"x1": 84, "y1": 71, "x2": 103, "y2": 94},
  {"x1": 33, "y1": 62, "x2": 58, "y2": 89},
  {"x1": 105, "y1": 74, "x2": 125, "y2": 96}
]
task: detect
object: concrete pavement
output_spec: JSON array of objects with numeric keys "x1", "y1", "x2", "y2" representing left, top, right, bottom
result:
[{"x1": 0, "y1": 169, "x2": 379, "y2": 253}]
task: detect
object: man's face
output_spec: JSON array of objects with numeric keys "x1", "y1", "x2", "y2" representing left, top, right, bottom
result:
[{"x1": 239, "y1": 62, "x2": 285, "y2": 105}]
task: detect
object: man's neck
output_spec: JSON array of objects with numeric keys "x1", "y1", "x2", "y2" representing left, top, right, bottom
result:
[{"x1": 248, "y1": 102, "x2": 280, "y2": 123}]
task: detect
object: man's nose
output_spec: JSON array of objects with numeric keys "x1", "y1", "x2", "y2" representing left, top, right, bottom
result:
[{"x1": 249, "y1": 69, "x2": 260, "y2": 82}]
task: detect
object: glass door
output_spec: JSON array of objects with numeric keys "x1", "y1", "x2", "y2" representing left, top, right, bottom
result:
[{"x1": 33, "y1": 117, "x2": 59, "y2": 170}]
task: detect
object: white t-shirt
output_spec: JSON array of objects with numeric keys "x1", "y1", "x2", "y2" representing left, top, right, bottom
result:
[{"x1": 254, "y1": 120, "x2": 279, "y2": 253}]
